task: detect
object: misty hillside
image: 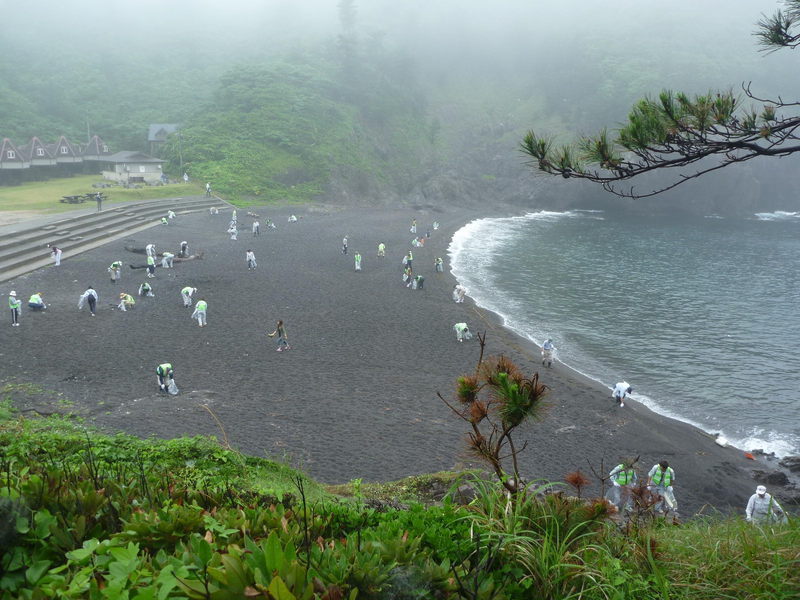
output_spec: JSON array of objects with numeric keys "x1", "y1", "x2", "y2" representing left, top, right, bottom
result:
[{"x1": 1, "y1": 0, "x2": 799, "y2": 214}]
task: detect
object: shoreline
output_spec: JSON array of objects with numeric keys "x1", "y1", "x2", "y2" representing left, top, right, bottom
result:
[{"x1": 1, "y1": 201, "x2": 794, "y2": 516}]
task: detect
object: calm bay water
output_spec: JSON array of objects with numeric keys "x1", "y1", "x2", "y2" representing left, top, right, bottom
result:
[{"x1": 448, "y1": 209, "x2": 800, "y2": 457}]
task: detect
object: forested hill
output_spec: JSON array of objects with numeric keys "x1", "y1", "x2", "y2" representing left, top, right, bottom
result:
[{"x1": 3, "y1": 0, "x2": 800, "y2": 214}]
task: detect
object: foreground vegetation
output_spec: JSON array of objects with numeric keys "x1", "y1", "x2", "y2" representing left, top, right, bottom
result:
[{"x1": 1, "y1": 394, "x2": 797, "y2": 599}]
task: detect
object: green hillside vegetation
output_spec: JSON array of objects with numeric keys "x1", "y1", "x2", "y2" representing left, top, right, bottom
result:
[
  {"x1": 1, "y1": 387, "x2": 797, "y2": 599},
  {"x1": 158, "y1": 59, "x2": 434, "y2": 204}
]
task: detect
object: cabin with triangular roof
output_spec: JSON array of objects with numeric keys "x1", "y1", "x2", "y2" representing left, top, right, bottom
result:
[
  {"x1": 0, "y1": 138, "x2": 27, "y2": 169},
  {"x1": 102, "y1": 150, "x2": 165, "y2": 184},
  {"x1": 81, "y1": 135, "x2": 113, "y2": 161},
  {"x1": 148, "y1": 123, "x2": 179, "y2": 156},
  {"x1": 18, "y1": 136, "x2": 56, "y2": 166},
  {"x1": 46, "y1": 136, "x2": 82, "y2": 163}
]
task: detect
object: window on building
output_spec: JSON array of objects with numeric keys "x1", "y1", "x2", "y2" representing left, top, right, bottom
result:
[
  {"x1": 102, "y1": 145, "x2": 109, "y2": 152},
  {"x1": 36, "y1": 148, "x2": 45, "y2": 156},
  {"x1": 60, "y1": 146, "x2": 68, "y2": 154},
  {"x1": 6, "y1": 150, "x2": 15, "y2": 159},
  {"x1": 139, "y1": 165, "x2": 146, "y2": 173}
]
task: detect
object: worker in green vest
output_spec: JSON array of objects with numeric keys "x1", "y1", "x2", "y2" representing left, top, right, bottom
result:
[
  {"x1": 181, "y1": 286, "x2": 196, "y2": 307},
  {"x1": 118, "y1": 292, "x2": 135, "y2": 312},
  {"x1": 648, "y1": 461, "x2": 677, "y2": 514},
  {"x1": 9, "y1": 291, "x2": 21, "y2": 325},
  {"x1": 138, "y1": 282, "x2": 154, "y2": 297},
  {"x1": 108, "y1": 261, "x2": 122, "y2": 283},
  {"x1": 191, "y1": 299, "x2": 208, "y2": 327},
  {"x1": 28, "y1": 292, "x2": 46, "y2": 311},
  {"x1": 146, "y1": 255, "x2": 156, "y2": 278},
  {"x1": 156, "y1": 363, "x2": 174, "y2": 392},
  {"x1": 608, "y1": 458, "x2": 638, "y2": 512}
]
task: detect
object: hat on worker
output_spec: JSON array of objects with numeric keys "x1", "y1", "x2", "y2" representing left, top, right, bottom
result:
[
  {"x1": 9, "y1": 291, "x2": 16, "y2": 296},
  {"x1": 756, "y1": 485, "x2": 767, "y2": 495}
]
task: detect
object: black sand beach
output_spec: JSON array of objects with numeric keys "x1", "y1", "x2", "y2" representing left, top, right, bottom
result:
[{"x1": 1, "y1": 202, "x2": 788, "y2": 516}]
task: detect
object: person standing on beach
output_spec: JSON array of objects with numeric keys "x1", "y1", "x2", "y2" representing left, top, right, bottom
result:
[
  {"x1": 612, "y1": 382, "x2": 633, "y2": 408},
  {"x1": 109, "y1": 261, "x2": 122, "y2": 283},
  {"x1": 146, "y1": 255, "x2": 156, "y2": 278},
  {"x1": 542, "y1": 339, "x2": 556, "y2": 367},
  {"x1": 342, "y1": 236, "x2": 348, "y2": 255},
  {"x1": 377, "y1": 242, "x2": 386, "y2": 257},
  {"x1": 405, "y1": 250, "x2": 413, "y2": 271},
  {"x1": 191, "y1": 299, "x2": 208, "y2": 327},
  {"x1": 228, "y1": 223, "x2": 238, "y2": 240},
  {"x1": 78, "y1": 286, "x2": 98, "y2": 316},
  {"x1": 206, "y1": 182, "x2": 212, "y2": 197},
  {"x1": 410, "y1": 219, "x2": 417, "y2": 234},
  {"x1": 246, "y1": 249, "x2": 257, "y2": 270},
  {"x1": 435, "y1": 257, "x2": 444, "y2": 272},
  {"x1": 9, "y1": 291, "x2": 21, "y2": 326},
  {"x1": 608, "y1": 459, "x2": 638, "y2": 512},
  {"x1": 146, "y1": 243, "x2": 156, "y2": 259},
  {"x1": 647, "y1": 461, "x2": 677, "y2": 514},
  {"x1": 181, "y1": 286, "x2": 196, "y2": 307},
  {"x1": 179, "y1": 241, "x2": 189, "y2": 258},
  {"x1": 267, "y1": 319, "x2": 291, "y2": 351},
  {"x1": 354, "y1": 252, "x2": 362, "y2": 271},
  {"x1": 453, "y1": 284, "x2": 467, "y2": 303},
  {"x1": 51, "y1": 246, "x2": 62, "y2": 266},
  {"x1": 252, "y1": 220, "x2": 260, "y2": 236},
  {"x1": 745, "y1": 485, "x2": 787, "y2": 524}
]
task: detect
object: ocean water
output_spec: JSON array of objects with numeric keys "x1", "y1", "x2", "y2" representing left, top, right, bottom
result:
[{"x1": 448, "y1": 209, "x2": 800, "y2": 457}]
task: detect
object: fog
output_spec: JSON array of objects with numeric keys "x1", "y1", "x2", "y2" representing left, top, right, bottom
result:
[
  {"x1": 1, "y1": 0, "x2": 797, "y2": 209},
  {"x1": 2, "y1": 0, "x2": 792, "y2": 106}
]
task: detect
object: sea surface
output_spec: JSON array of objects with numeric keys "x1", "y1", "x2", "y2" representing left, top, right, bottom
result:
[{"x1": 448, "y1": 209, "x2": 800, "y2": 458}]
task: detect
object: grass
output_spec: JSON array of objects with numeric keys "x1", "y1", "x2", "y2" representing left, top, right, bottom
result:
[
  {"x1": 0, "y1": 380, "x2": 329, "y2": 503},
  {"x1": 0, "y1": 175, "x2": 201, "y2": 214},
  {"x1": 326, "y1": 471, "x2": 466, "y2": 504}
]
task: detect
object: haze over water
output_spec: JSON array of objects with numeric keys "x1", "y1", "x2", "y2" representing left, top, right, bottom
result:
[{"x1": 449, "y1": 209, "x2": 800, "y2": 457}]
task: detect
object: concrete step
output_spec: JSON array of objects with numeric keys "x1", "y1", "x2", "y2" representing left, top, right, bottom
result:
[
  {"x1": 0, "y1": 200, "x2": 227, "y2": 281},
  {"x1": 0, "y1": 201, "x2": 216, "y2": 263},
  {"x1": 0, "y1": 197, "x2": 219, "y2": 252}
]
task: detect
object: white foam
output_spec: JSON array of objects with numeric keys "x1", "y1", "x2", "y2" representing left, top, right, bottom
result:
[
  {"x1": 754, "y1": 211, "x2": 800, "y2": 221},
  {"x1": 448, "y1": 211, "x2": 799, "y2": 458}
]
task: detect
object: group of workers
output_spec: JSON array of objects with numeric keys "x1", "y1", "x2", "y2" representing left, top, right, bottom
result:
[{"x1": 606, "y1": 458, "x2": 788, "y2": 524}]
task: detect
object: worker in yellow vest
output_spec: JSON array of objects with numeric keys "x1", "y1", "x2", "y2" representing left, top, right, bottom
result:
[
  {"x1": 156, "y1": 362, "x2": 176, "y2": 393},
  {"x1": 648, "y1": 461, "x2": 677, "y2": 514},
  {"x1": 28, "y1": 292, "x2": 46, "y2": 311},
  {"x1": 118, "y1": 293, "x2": 135, "y2": 312},
  {"x1": 191, "y1": 299, "x2": 207, "y2": 327},
  {"x1": 608, "y1": 459, "x2": 638, "y2": 512}
]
